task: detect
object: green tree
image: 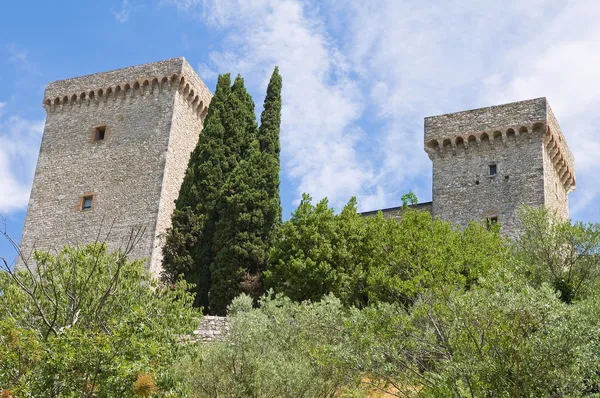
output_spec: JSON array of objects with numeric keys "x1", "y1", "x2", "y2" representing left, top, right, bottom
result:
[
  {"x1": 401, "y1": 190, "x2": 418, "y2": 208},
  {"x1": 266, "y1": 195, "x2": 507, "y2": 307},
  {"x1": 364, "y1": 210, "x2": 508, "y2": 307},
  {"x1": 162, "y1": 73, "x2": 232, "y2": 309},
  {"x1": 516, "y1": 206, "x2": 600, "y2": 303},
  {"x1": 164, "y1": 70, "x2": 283, "y2": 314},
  {"x1": 264, "y1": 194, "x2": 366, "y2": 305},
  {"x1": 344, "y1": 275, "x2": 595, "y2": 397},
  {"x1": 210, "y1": 70, "x2": 283, "y2": 314},
  {"x1": 0, "y1": 243, "x2": 198, "y2": 397},
  {"x1": 257, "y1": 67, "x2": 283, "y2": 233}
]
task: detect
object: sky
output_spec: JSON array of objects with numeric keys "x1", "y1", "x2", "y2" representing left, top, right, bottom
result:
[{"x1": 1, "y1": 0, "x2": 600, "y2": 264}]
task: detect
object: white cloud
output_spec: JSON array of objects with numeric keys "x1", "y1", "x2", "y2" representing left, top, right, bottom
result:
[
  {"x1": 165, "y1": 0, "x2": 600, "y2": 220},
  {"x1": 0, "y1": 102, "x2": 6, "y2": 118},
  {"x1": 0, "y1": 110, "x2": 44, "y2": 214},
  {"x1": 481, "y1": 1, "x2": 600, "y2": 220},
  {"x1": 7, "y1": 43, "x2": 39, "y2": 75},
  {"x1": 113, "y1": 0, "x2": 132, "y2": 23},
  {"x1": 169, "y1": 0, "x2": 376, "y2": 209}
]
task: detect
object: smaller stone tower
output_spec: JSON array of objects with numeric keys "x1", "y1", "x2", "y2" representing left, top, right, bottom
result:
[
  {"x1": 19, "y1": 58, "x2": 212, "y2": 275},
  {"x1": 424, "y1": 97, "x2": 575, "y2": 235}
]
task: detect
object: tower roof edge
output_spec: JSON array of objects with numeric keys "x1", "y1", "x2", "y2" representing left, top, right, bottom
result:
[{"x1": 43, "y1": 57, "x2": 212, "y2": 104}]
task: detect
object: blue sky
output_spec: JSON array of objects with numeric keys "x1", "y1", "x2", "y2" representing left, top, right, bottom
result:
[{"x1": 2, "y1": 0, "x2": 600, "y2": 264}]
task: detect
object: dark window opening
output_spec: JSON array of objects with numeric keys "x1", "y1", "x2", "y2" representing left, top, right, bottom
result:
[
  {"x1": 475, "y1": 180, "x2": 479, "y2": 185},
  {"x1": 489, "y1": 164, "x2": 497, "y2": 176},
  {"x1": 82, "y1": 195, "x2": 93, "y2": 210},
  {"x1": 94, "y1": 126, "x2": 106, "y2": 141},
  {"x1": 487, "y1": 216, "x2": 498, "y2": 230}
]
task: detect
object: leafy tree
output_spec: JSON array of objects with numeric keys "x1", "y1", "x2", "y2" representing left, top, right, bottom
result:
[
  {"x1": 364, "y1": 210, "x2": 508, "y2": 307},
  {"x1": 264, "y1": 194, "x2": 366, "y2": 305},
  {"x1": 344, "y1": 274, "x2": 595, "y2": 397},
  {"x1": 516, "y1": 206, "x2": 600, "y2": 303},
  {"x1": 401, "y1": 190, "x2": 418, "y2": 208},
  {"x1": 0, "y1": 243, "x2": 198, "y2": 397},
  {"x1": 266, "y1": 195, "x2": 507, "y2": 307}
]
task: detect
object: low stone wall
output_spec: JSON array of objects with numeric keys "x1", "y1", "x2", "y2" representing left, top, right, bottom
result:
[{"x1": 188, "y1": 315, "x2": 230, "y2": 343}]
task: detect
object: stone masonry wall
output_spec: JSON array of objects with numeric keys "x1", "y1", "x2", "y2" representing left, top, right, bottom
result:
[
  {"x1": 184, "y1": 316, "x2": 230, "y2": 343},
  {"x1": 431, "y1": 133, "x2": 545, "y2": 236},
  {"x1": 424, "y1": 98, "x2": 575, "y2": 236},
  {"x1": 149, "y1": 87, "x2": 208, "y2": 275},
  {"x1": 361, "y1": 202, "x2": 433, "y2": 219},
  {"x1": 19, "y1": 58, "x2": 212, "y2": 275}
]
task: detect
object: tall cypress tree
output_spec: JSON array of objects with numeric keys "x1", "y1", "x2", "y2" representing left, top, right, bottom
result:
[
  {"x1": 209, "y1": 68, "x2": 283, "y2": 314},
  {"x1": 258, "y1": 67, "x2": 283, "y2": 241},
  {"x1": 163, "y1": 69, "x2": 283, "y2": 314},
  {"x1": 162, "y1": 74, "x2": 232, "y2": 309}
]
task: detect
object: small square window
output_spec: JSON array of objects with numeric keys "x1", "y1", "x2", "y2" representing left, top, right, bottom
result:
[
  {"x1": 489, "y1": 164, "x2": 497, "y2": 176},
  {"x1": 82, "y1": 195, "x2": 93, "y2": 210},
  {"x1": 94, "y1": 126, "x2": 106, "y2": 141},
  {"x1": 486, "y1": 216, "x2": 498, "y2": 230}
]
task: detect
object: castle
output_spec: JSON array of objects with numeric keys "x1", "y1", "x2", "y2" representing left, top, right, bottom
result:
[{"x1": 18, "y1": 58, "x2": 575, "y2": 274}]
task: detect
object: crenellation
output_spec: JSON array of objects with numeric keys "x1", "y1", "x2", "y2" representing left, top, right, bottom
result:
[
  {"x1": 423, "y1": 97, "x2": 574, "y2": 236},
  {"x1": 19, "y1": 57, "x2": 213, "y2": 274},
  {"x1": 21, "y1": 57, "x2": 577, "y2": 276}
]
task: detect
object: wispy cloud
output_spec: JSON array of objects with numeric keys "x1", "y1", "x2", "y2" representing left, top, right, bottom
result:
[
  {"x1": 0, "y1": 108, "x2": 44, "y2": 214},
  {"x1": 164, "y1": 0, "x2": 600, "y2": 221},
  {"x1": 113, "y1": 0, "x2": 132, "y2": 23},
  {"x1": 168, "y1": 0, "x2": 375, "y2": 209},
  {"x1": 7, "y1": 43, "x2": 40, "y2": 75}
]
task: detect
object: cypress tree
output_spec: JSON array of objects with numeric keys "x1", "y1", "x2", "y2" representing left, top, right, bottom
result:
[
  {"x1": 163, "y1": 70, "x2": 283, "y2": 314},
  {"x1": 162, "y1": 74, "x2": 232, "y2": 309},
  {"x1": 209, "y1": 68, "x2": 283, "y2": 314},
  {"x1": 258, "y1": 67, "x2": 283, "y2": 237}
]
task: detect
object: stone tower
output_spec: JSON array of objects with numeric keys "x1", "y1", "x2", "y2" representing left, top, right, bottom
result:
[
  {"x1": 19, "y1": 58, "x2": 212, "y2": 275},
  {"x1": 424, "y1": 97, "x2": 575, "y2": 235}
]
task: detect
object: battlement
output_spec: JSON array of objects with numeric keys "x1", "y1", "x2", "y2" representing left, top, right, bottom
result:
[
  {"x1": 43, "y1": 57, "x2": 211, "y2": 119},
  {"x1": 424, "y1": 97, "x2": 575, "y2": 192}
]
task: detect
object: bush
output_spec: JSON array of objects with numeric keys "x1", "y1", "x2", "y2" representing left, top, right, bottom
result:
[
  {"x1": 0, "y1": 243, "x2": 199, "y2": 396},
  {"x1": 174, "y1": 294, "x2": 364, "y2": 397}
]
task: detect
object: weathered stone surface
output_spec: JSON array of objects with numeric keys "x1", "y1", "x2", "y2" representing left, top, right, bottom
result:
[
  {"x1": 186, "y1": 315, "x2": 230, "y2": 343},
  {"x1": 424, "y1": 97, "x2": 574, "y2": 235},
  {"x1": 364, "y1": 98, "x2": 574, "y2": 236},
  {"x1": 18, "y1": 58, "x2": 212, "y2": 275}
]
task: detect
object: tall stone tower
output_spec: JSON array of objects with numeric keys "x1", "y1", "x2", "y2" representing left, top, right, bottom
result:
[
  {"x1": 19, "y1": 58, "x2": 212, "y2": 275},
  {"x1": 424, "y1": 97, "x2": 575, "y2": 235}
]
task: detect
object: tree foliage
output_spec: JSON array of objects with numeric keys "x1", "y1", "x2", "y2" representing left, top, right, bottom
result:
[
  {"x1": 515, "y1": 206, "x2": 600, "y2": 303},
  {"x1": 162, "y1": 73, "x2": 233, "y2": 309},
  {"x1": 174, "y1": 294, "x2": 363, "y2": 397},
  {"x1": 265, "y1": 194, "x2": 508, "y2": 307},
  {"x1": 0, "y1": 243, "x2": 198, "y2": 397},
  {"x1": 163, "y1": 69, "x2": 282, "y2": 314}
]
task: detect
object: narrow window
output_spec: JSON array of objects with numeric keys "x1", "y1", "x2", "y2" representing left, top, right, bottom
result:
[
  {"x1": 94, "y1": 126, "x2": 106, "y2": 141},
  {"x1": 489, "y1": 164, "x2": 497, "y2": 176},
  {"x1": 486, "y1": 216, "x2": 498, "y2": 230},
  {"x1": 82, "y1": 195, "x2": 93, "y2": 210}
]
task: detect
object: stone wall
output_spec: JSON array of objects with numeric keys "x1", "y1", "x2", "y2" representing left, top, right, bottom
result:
[
  {"x1": 361, "y1": 202, "x2": 433, "y2": 219},
  {"x1": 424, "y1": 98, "x2": 574, "y2": 236},
  {"x1": 19, "y1": 58, "x2": 212, "y2": 275},
  {"x1": 187, "y1": 316, "x2": 230, "y2": 343}
]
